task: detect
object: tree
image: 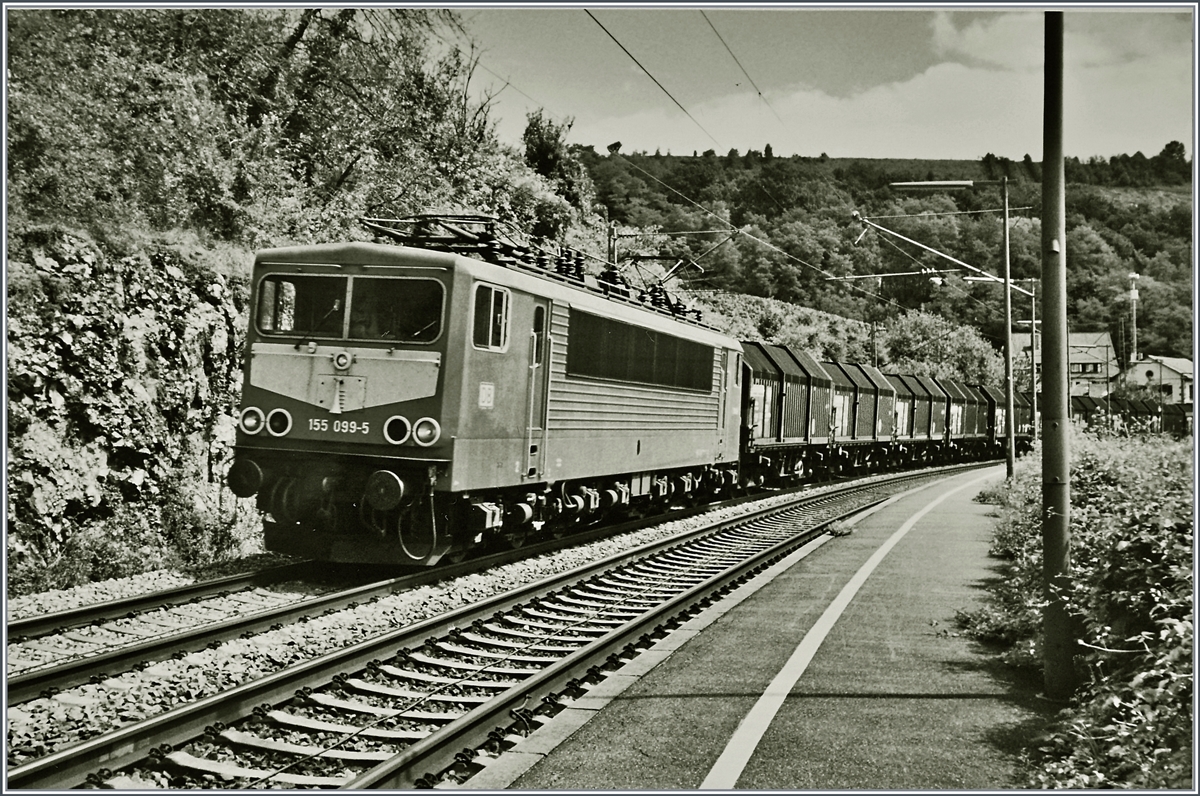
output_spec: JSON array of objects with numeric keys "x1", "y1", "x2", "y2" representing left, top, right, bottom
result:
[
  {"x1": 880, "y1": 311, "x2": 1004, "y2": 387},
  {"x1": 521, "y1": 109, "x2": 596, "y2": 215}
]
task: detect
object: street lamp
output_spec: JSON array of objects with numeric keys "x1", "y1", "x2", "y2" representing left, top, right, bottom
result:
[{"x1": 881, "y1": 177, "x2": 1022, "y2": 479}]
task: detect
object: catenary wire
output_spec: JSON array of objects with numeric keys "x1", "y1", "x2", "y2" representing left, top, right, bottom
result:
[
  {"x1": 585, "y1": 9, "x2": 722, "y2": 149},
  {"x1": 410, "y1": 18, "x2": 998, "y2": 345},
  {"x1": 614, "y1": 155, "x2": 911, "y2": 314},
  {"x1": 700, "y1": 10, "x2": 787, "y2": 128},
  {"x1": 867, "y1": 207, "x2": 1034, "y2": 219}
]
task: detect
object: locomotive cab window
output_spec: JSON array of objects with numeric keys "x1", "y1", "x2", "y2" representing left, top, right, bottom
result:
[
  {"x1": 473, "y1": 283, "x2": 510, "y2": 351},
  {"x1": 349, "y1": 277, "x2": 444, "y2": 343},
  {"x1": 257, "y1": 274, "x2": 347, "y2": 336},
  {"x1": 256, "y1": 273, "x2": 444, "y2": 343}
]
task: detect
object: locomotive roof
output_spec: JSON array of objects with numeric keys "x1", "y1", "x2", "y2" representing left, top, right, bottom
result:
[
  {"x1": 255, "y1": 240, "x2": 459, "y2": 268},
  {"x1": 254, "y1": 236, "x2": 741, "y2": 351},
  {"x1": 356, "y1": 214, "x2": 724, "y2": 333}
]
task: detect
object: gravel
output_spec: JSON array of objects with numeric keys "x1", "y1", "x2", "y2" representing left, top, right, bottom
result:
[
  {"x1": 6, "y1": 553, "x2": 297, "y2": 622},
  {"x1": 8, "y1": 475, "x2": 933, "y2": 773}
]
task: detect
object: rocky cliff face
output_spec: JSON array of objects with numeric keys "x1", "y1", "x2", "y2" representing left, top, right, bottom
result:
[{"x1": 7, "y1": 226, "x2": 260, "y2": 593}]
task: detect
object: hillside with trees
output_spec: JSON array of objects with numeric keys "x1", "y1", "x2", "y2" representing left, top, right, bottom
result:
[
  {"x1": 577, "y1": 145, "x2": 1192, "y2": 364},
  {"x1": 5, "y1": 8, "x2": 1193, "y2": 592}
]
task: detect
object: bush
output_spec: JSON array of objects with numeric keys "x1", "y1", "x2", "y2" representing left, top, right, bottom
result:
[{"x1": 961, "y1": 425, "x2": 1193, "y2": 787}]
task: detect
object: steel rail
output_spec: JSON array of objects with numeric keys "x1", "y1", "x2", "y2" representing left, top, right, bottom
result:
[
  {"x1": 5, "y1": 492, "x2": 777, "y2": 705},
  {"x1": 346, "y1": 509, "x2": 850, "y2": 787},
  {"x1": 7, "y1": 466, "x2": 982, "y2": 789},
  {"x1": 7, "y1": 562, "x2": 320, "y2": 640}
]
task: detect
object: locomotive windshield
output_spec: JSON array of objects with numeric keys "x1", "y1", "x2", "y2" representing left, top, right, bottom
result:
[{"x1": 256, "y1": 273, "x2": 444, "y2": 343}]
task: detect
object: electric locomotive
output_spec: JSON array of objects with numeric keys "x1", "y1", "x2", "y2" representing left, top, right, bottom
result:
[{"x1": 226, "y1": 215, "x2": 743, "y2": 565}]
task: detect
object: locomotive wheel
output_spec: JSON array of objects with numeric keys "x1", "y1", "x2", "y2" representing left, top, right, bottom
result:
[
  {"x1": 501, "y1": 526, "x2": 529, "y2": 549},
  {"x1": 316, "y1": 501, "x2": 340, "y2": 533},
  {"x1": 270, "y1": 478, "x2": 303, "y2": 524},
  {"x1": 359, "y1": 502, "x2": 390, "y2": 539}
]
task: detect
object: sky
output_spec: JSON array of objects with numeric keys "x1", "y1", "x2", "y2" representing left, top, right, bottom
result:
[{"x1": 445, "y1": 3, "x2": 1195, "y2": 161}]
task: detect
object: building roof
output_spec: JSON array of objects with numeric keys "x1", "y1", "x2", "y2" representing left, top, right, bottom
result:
[
  {"x1": 1142, "y1": 355, "x2": 1194, "y2": 379},
  {"x1": 1012, "y1": 331, "x2": 1118, "y2": 365}
]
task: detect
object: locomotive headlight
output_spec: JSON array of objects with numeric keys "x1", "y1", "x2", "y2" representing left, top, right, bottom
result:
[
  {"x1": 332, "y1": 351, "x2": 353, "y2": 372},
  {"x1": 267, "y1": 408, "x2": 293, "y2": 436},
  {"x1": 239, "y1": 406, "x2": 265, "y2": 435},
  {"x1": 413, "y1": 417, "x2": 441, "y2": 447},
  {"x1": 383, "y1": 415, "x2": 412, "y2": 445}
]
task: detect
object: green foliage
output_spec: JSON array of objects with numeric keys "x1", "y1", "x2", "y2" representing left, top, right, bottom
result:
[
  {"x1": 6, "y1": 10, "x2": 619, "y2": 592},
  {"x1": 962, "y1": 427, "x2": 1193, "y2": 787},
  {"x1": 584, "y1": 149, "x2": 1191, "y2": 361},
  {"x1": 5, "y1": 9, "x2": 1191, "y2": 598},
  {"x1": 691, "y1": 291, "x2": 873, "y2": 363},
  {"x1": 7, "y1": 9, "x2": 602, "y2": 253},
  {"x1": 879, "y1": 311, "x2": 1005, "y2": 387}
]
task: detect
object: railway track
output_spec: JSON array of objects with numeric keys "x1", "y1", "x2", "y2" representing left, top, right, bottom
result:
[
  {"x1": 8, "y1": 466, "x2": 975, "y2": 790},
  {"x1": 6, "y1": 490, "x2": 780, "y2": 707},
  {"x1": 7, "y1": 563, "x2": 326, "y2": 703}
]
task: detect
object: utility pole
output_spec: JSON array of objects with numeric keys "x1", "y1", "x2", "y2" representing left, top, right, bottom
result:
[
  {"x1": 1001, "y1": 177, "x2": 1016, "y2": 479},
  {"x1": 1042, "y1": 10, "x2": 1075, "y2": 701},
  {"x1": 880, "y1": 180, "x2": 1028, "y2": 478},
  {"x1": 1129, "y1": 272, "x2": 1140, "y2": 364}
]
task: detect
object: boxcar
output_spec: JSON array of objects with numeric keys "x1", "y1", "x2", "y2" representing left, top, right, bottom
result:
[{"x1": 739, "y1": 341, "x2": 834, "y2": 482}]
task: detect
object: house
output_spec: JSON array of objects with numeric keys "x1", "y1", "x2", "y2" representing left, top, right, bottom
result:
[
  {"x1": 1011, "y1": 330, "x2": 1119, "y2": 398},
  {"x1": 1124, "y1": 355, "x2": 1194, "y2": 405}
]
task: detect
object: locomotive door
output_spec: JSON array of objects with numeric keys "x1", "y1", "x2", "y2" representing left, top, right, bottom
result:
[{"x1": 524, "y1": 301, "x2": 552, "y2": 479}]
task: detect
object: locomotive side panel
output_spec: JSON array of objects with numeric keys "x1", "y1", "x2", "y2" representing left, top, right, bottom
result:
[
  {"x1": 542, "y1": 304, "x2": 737, "y2": 482},
  {"x1": 445, "y1": 279, "x2": 547, "y2": 492}
]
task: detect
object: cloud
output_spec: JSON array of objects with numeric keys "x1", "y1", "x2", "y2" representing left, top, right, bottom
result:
[
  {"x1": 931, "y1": 10, "x2": 1194, "y2": 71},
  {"x1": 496, "y1": 10, "x2": 1192, "y2": 162},
  {"x1": 570, "y1": 46, "x2": 1191, "y2": 162},
  {"x1": 573, "y1": 62, "x2": 1043, "y2": 160},
  {"x1": 932, "y1": 11, "x2": 1044, "y2": 70}
]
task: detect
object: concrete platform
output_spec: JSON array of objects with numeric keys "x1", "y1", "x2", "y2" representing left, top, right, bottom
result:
[{"x1": 461, "y1": 466, "x2": 1058, "y2": 790}]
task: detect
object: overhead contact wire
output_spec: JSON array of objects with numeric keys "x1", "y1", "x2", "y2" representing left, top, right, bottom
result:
[
  {"x1": 585, "y1": 9, "x2": 721, "y2": 148},
  {"x1": 867, "y1": 206, "x2": 1034, "y2": 219},
  {"x1": 700, "y1": 10, "x2": 787, "y2": 127},
  {"x1": 616, "y1": 154, "x2": 910, "y2": 314}
]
